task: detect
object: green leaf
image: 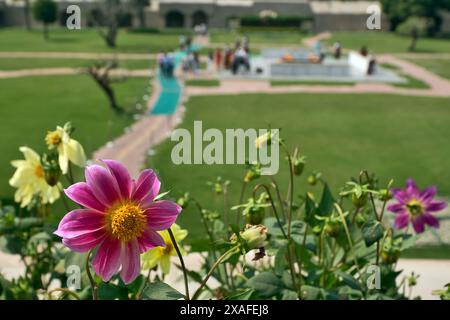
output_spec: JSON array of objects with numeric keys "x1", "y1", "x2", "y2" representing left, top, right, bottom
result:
[
  {"x1": 142, "y1": 281, "x2": 184, "y2": 300},
  {"x1": 225, "y1": 289, "x2": 255, "y2": 300},
  {"x1": 288, "y1": 220, "x2": 306, "y2": 245},
  {"x1": 300, "y1": 285, "x2": 322, "y2": 300},
  {"x1": 336, "y1": 271, "x2": 362, "y2": 290},
  {"x1": 98, "y1": 282, "x2": 129, "y2": 300},
  {"x1": 282, "y1": 289, "x2": 298, "y2": 300},
  {"x1": 317, "y1": 184, "x2": 335, "y2": 217},
  {"x1": 361, "y1": 220, "x2": 384, "y2": 247},
  {"x1": 247, "y1": 272, "x2": 285, "y2": 298},
  {"x1": 0, "y1": 235, "x2": 23, "y2": 254},
  {"x1": 304, "y1": 193, "x2": 316, "y2": 224}
]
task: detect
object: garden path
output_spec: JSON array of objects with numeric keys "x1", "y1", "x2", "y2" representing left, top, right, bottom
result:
[{"x1": 0, "y1": 68, "x2": 153, "y2": 79}]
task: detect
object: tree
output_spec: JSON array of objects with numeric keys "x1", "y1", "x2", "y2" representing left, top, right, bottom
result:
[
  {"x1": 132, "y1": 0, "x2": 149, "y2": 28},
  {"x1": 32, "y1": 0, "x2": 57, "y2": 40},
  {"x1": 86, "y1": 61, "x2": 126, "y2": 115},
  {"x1": 381, "y1": 0, "x2": 450, "y2": 35},
  {"x1": 90, "y1": 0, "x2": 121, "y2": 48}
]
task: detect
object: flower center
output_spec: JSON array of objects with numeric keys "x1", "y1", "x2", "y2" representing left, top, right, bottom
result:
[
  {"x1": 108, "y1": 202, "x2": 146, "y2": 241},
  {"x1": 406, "y1": 199, "x2": 423, "y2": 217},
  {"x1": 46, "y1": 131, "x2": 62, "y2": 147},
  {"x1": 34, "y1": 165, "x2": 44, "y2": 178},
  {"x1": 160, "y1": 242, "x2": 173, "y2": 255}
]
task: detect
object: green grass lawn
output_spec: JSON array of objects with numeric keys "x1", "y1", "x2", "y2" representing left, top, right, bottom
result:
[
  {"x1": 210, "y1": 29, "x2": 305, "y2": 46},
  {"x1": 326, "y1": 32, "x2": 450, "y2": 54},
  {"x1": 0, "y1": 75, "x2": 149, "y2": 202},
  {"x1": 406, "y1": 59, "x2": 450, "y2": 80},
  {"x1": 0, "y1": 58, "x2": 156, "y2": 70},
  {"x1": 185, "y1": 79, "x2": 220, "y2": 87},
  {"x1": 148, "y1": 93, "x2": 450, "y2": 240},
  {"x1": 270, "y1": 80, "x2": 355, "y2": 86},
  {"x1": 0, "y1": 27, "x2": 180, "y2": 53}
]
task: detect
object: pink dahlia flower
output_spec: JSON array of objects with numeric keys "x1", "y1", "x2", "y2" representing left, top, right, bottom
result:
[
  {"x1": 55, "y1": 160, "x2": 181, "y2": 284},
  {"x1": 387, "y1": 179, "x2": 446, "y2": 234}
]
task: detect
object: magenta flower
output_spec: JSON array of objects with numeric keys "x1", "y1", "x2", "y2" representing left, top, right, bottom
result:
[
  {"x1": 55, "y1": 160, "x2": 181, "y2": 284},
  {"x1": 387, "y1": 179, "x2": 446, "y2": 234}
]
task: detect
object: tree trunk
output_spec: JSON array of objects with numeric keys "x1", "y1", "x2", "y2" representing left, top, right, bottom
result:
[
  {"x1": 24, "y1": 0, "x2": 31, "y2": 31},
  {"x1": 43, "y1": 23, "x2": 49, "y2": 40},
  {"x1": 138, "y1": 7, "x2": 146, "y2": 28},
  {"x1": 103, "y1": 83, "x2": 122, "y2": 114}
]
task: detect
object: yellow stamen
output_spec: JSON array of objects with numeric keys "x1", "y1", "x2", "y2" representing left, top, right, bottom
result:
[
  {"x1": 45, "y1": 131, "x2": 62, "y2": 147},
  {"x1": 34, "y1": 165, "x2": 44, "y2": 178},
  {"x1": 406, "y1": 199, "x2": 424, "y2": 217},
  {"x1": 160, "y1": 242, "x2": 173, "y2": 255},
  {"x1": 108, "y1": 202, "x2": 147, "y2": 241}
]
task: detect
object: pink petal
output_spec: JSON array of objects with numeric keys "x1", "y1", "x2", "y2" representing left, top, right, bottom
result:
[
  {"x1": 423, "y1": 213, "x2": 440, "y2": 228},
  {"x1": 426, "y1": 201, "x2": 447, "y2": 212},
  {"x1": 64, "y1": 182, "x2": 106, "y2": 212},
  {"x1": 420, "y1": 186, "x2": 437, "y2": 203},
  {"x1": 406, "y1": 178, "x2": 420, "y2": 197},
  {"x1": 145, "y1": 200, "x2": 181, "y2": 231},
  {"x1": 132, "y1": 169, "x2": 161, "y2": 206},
  {"x1": 92, "y1": 238, "x2": 122, "y2": 282},
  {"x1": 103, "y1": 160, "x2": 132, "y2": 200},
  {"x1": 391, "y1": 188, "x2": 408, "y2": 203},
  {"x1": 85, "y1": 164, "x2": 121, "y2": 207},
  {"x1": 54, "y1": 209, "x2": 105, "y2": 239},
  {"x1": 393, "y1": 213, "x2": 409, "y2": 230},
  {"x1": 387, "y1": 203, "x2": 406, "y2": 214},
  {"x1": 120, "y1": 240, "x2": 141, "y2": 284},
  {"x1": 137, "y1": 229, "x2": 165, "y2": 253},
  {"x1": 412, "y1": 215, "x2": 425, "y2": 234},
  {"x1": 62, "y1": 229, "x2": 107, "y2": 252}
]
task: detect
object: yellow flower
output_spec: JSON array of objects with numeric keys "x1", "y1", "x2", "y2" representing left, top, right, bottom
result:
[
  {"x1": 9, "y1": 147, "x2": 61, "y2": 207},
  {"x1": 45, "y1": 126, "x2": 86, "y2": 174},
  {"x1": 141, "y1": 224, "x2": 188, "y2": 275}
]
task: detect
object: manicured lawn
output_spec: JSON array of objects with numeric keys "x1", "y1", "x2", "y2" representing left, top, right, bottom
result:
[
  {"x1": 271, "y1": 80, "x2": 355, "y2": 86},
  {"x1": 210, "y1": 29, "x2": 305, "y2": 45},
  {"x1": 0, "y1": 75, "x2": 150, "y2": 201},
  {"x1": 326, "y1": 32, "x2": 450, "y2": 54},
  {"x1": 185, "y1": 79, "x2": 220, "y2": 87},
  {"x1": 393, "y1": 74, "x2": 430, "y2": 89},
  {"x1": 0, "y1": 58, "x2": 156, "y2": 70},
  {"x1": 0, "y1": 28, "x2": 181, "y2": 53},
  {"x1": 407, "y1": 59, "x2": 450, "y2": 80},
  {"x1": 148, "y1": 93, "x2": 450, "y2": 240}
]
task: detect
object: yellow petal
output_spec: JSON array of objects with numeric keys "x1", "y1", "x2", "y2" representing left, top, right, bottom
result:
[
  {"x1": 141, "y1": 248, "x2": 161, "y2": 270},
  {"x1": 160, "y1": 255, "x2": 171, "y2": 275},
  {"x1": 66, "y1": 139, "x2": 86, "y2": 168},
  {"x1": 19, "y1": 146, "x2": 40, "y2": 164}
]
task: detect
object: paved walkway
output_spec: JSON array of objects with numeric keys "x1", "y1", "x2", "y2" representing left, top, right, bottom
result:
[
  {"x1": 0, "y1": 51, "x2": 157, "y2": 60},
  {"x1": 0, "y1": 68, "x2": 154, "y2": 79}
]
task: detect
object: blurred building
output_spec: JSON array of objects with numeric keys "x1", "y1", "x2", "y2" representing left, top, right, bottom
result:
[{"x1": 0, "y1": 0, "x2": 447, "y2": 33}]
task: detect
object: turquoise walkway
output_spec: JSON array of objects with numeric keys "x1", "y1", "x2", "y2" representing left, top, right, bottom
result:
[{"x1": 150, "y1": 45, "x2": 200, "y2": 115}]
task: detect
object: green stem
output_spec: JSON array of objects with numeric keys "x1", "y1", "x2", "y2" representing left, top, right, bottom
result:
[
  {"x1": 236, "y1": 181, "x2": 247, "y2": 226},
  {"x1": 192, "y1": 247, "x2": 237, "y2": 300},
  {"x1": 334, "y1": 204, "x2": 364, "y2": 286},
  {"x1": 270, "y1": 176, "x2": 287, "y2": 222},
  {"x1": 85, "y1": 249, "x2": 98, "y2": 300},
  {"x1": 47, "y1": 288, "x2": 81, "y2": 300},
  {"x1": 168, "y1": 227, "x2": 190, "y2": 300}
]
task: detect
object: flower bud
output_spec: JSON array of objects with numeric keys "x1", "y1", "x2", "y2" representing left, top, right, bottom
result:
[
  {"x1": 324, "y1": 220, "x2": 341, "y2": 237},
  {"x1": 378, "y1": 189, "x2": 392, "y2": 202},
  {"x1": 41, "y1": 153, "x2": 61, "y2": 186},
  {"x1": 293, "y1": 156, "x2": 306, "y2": 176},
  {"x1": 246, "y1": 207, "x2": 265, "y2": 225},
  {"x1": 240, "y1": 224, "x2": 268, "y2": 250},
  {"x1": 352, "y1": 192, "x2": 368, "y2": 208},
  {"x1": 307, "y1": 175, "x2": 317, "y2": 186}
]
